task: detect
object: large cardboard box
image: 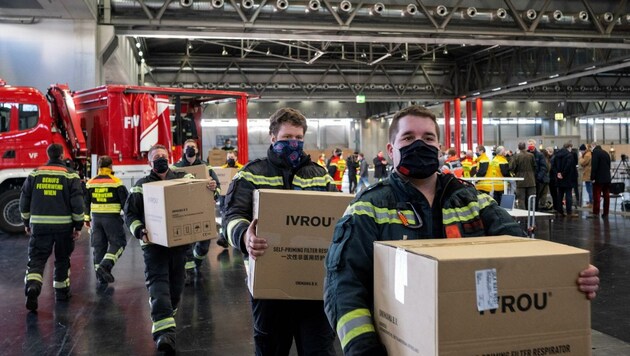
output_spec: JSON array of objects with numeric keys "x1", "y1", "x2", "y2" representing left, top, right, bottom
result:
[
  {"x1": 250, "y1": 189, "x2": 354, "y2": 300},
  {"x1": 213, "y1": 167, "x2": 239, "y2": 195},
  {"x1": 207, "y1": 148, "x2": 226, "y2": 167},
  {"x1": 171, "y1": 164, "x2": 209, "y2": 179},
  {"x1": 142, "y1": 179, "x2": 217, "y2": 247},
  {"x1": 374, "y1": 236, "x2": 591, "y2": 356}
]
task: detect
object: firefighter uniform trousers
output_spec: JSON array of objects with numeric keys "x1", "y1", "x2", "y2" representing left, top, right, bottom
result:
[
  {"x1": 142, "y1": 243, "x2": 188, "y2": 339},
  {"x1": 91, "y1": 214, "x2": 127, "y2": 273},
  {"x1": 252, "y1": 298, "x2": 336, "y2": 356},
  {"x1": 26, "y1": 229, "x2": 75, "y2": 296},
  {"x1": 185, "y1": 240, "x2": 211, "y2": 271}
]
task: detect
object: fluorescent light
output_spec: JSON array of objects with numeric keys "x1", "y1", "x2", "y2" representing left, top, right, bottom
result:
[
  {"x1": 584, "y1": 66, "x2": 596, "y2": 70},
  {"x1": 491, "y1": 87, "x2": 501, "y2": 91},
  {"x1": 549, "y1": 74, "x2": 559, "y2": 79},
  {"x1": 368, "y1": 53, "x2": 392, "y2": 66},
  {"x1": 518, "y1": 81, "x2": 528, "y2": 85},
  {"x1": 305, "y1": 50, "x2": 325, "y2": 65},
  {"x1": 472, "y1": 92, "x2": 480, "y2": 96}
]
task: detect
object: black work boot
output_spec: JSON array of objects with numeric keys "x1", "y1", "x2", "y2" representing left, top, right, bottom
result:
[
  {"x1": 156, "y1": 332, "x2": 176, "y2": 353},
  {"x1": 55, "y1": 287, "x2": 71, "y2": 301},
  {"x1": 216, "y1": 234, "x2": 229, "y2": 248},
  {"x1": 25, "y1": 284, "x2": 41, "y2": 311},
  {"x1": 96, "y1": 265, "x2": 115, "y2": 283}
]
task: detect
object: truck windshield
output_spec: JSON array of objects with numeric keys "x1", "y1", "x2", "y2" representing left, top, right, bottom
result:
[{"x1": 0, "y1": 102, "x2": 39, "y2": 132}]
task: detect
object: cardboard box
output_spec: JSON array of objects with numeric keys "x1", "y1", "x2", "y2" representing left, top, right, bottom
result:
[
  {"x1": 171, "y1": 164, "x2": 209, "y2": 179},
  {"x1": 142, "y1": 179, "x2": 217, "y2": 247},
  {"x1": 213, "y1": 167, "x2": 239, "y2": 195},
  {"x1": 207, "y1": 148, "x2": 226, "y2": 167},
  {"x1": 374, "y1": 236, "x2": 591, "y2": 356},
  {"x1": 250, "y1": 189, "x2": 354, "y2": 300}
]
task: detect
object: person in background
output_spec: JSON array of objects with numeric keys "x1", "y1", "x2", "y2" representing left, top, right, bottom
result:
[
  {"x1": 346, "y1": 151, "x2": 359, "y2": 194},
  {"x1": 570, "y1": 147, "x2": 580, "y2": 210},
  {"x1": 553, "y1": 142, "x2": 578, "y2": 217},
  {"x1": 317, "y1": 153, "x2": 327, "y2": 168},
  {"x1": 223, "y1": 107, "x2": 337, "y2": 356},
  {"x1": 527, "y1": 139, "x2": 549, "y2": 211},
  {"x1": 461, "y1": 150, "x2": 475, "y2": 178},
  {"x1": 173, "y1": 139, "x2": 221, "y2": 283},
  {"x1": 579, "y1": 144, "x2": 593, "y2": 208},
  {"x1": 548, "y1": 147, "x2": 560, "y2": 212},
  {"x1": 124, "y1": 144, "x2": 217, "y2": 352},
  {"x1": 473, "y1": 145, "x2": 492, "y2": 195},
  {"x1": 327, "y1": 148, "x2": 346, "y2": 191},
  {"x1": 221, "y1": 150, "x2": 244, "y2": 170},
  {"x1": 373, "y1": 151, "x2": 388, "y2": 181},
  {"x1": 488, "y1": 146, "x2": 511, "y2": 204},
  {"x1": 590, "y1": 141, "x2": 612, "y2": 218},
  {"x1": 20, "y1": 143, "x2": 84, "y2": 311},
  {"x1": 356, "y1": 152, "x2": 370, "y2": 194},
  {"x1": 323, "y1": 105, "x2": 600, "y2": 355},
  {"x1": 221, "y1": 138, "x2": 235, "y2": 151},
  {"x1": 509, "y1": 142, "x2": 537, "y2": 210},
  {"x1": 440, "y1": 148, "x2": 464, "y2": 178},
  {"x1": 84, "y1": 155, "x2": 129, "y2": 287}
]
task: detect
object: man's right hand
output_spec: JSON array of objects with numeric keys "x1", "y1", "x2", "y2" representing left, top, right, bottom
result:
[
  {"x1": 246, "y1": 219, "x2": 268, "y2": 260},
  {"x1": 141, "y1": 229, "x2": 149, "y2": 243},
  {"x1": 24, "y1": 226, "x2": 31, "y2": 236}
]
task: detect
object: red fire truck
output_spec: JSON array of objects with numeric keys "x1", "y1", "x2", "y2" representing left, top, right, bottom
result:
[{"x1": 0, "y1": 79, "x2": 251, "y2": 233}]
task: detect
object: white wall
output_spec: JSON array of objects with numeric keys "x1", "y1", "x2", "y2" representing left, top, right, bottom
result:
[{"x1": 0, "y1": 19, "x2": 97, "y2": 92}]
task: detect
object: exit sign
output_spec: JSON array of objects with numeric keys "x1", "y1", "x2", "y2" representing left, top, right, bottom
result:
[
  {"x1": 554, "y1": 112, "x2": 564, "y2": 120},
  {"x1": 356, "y1": 94, "x2": 366, "y2": 103}
]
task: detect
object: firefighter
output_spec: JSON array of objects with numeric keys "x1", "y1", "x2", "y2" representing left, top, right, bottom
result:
[
  {"x1": 323, "y1": 105, "x2": 601, "y2": 355},
  {"x1": 216, "y1": 150, "x2": 244, "y2": 249},
  {"x1": 327, "y1": 148, "x2": 346, "y2": 191},
  {"x1": 84, "y1": 155, "x2": 129, "y2": 287},
  {"x1": 125, "y1": 144, "x2": 217, "y2": 352},
  {"x1": 20, "y1": 143, "x2": 84, "y2": 311},
  {"x1": 223, "y1": 107, "x2": 337, "y2": 356},
  {"x1": 172, "y1": 139, "x2": 221, "y2": 284},
  {"x1": 440, "y1": 148, "x2": 464, "y2": 178},
  {"x1": 461, "y1": 150, "x2": 475, "y2": 178},
  {"x1": 220, "y1": 150, "x2": 244, "y2": 169},
  {"x1": 474, "y1": 145, "x2": 493, "y2": 194}
]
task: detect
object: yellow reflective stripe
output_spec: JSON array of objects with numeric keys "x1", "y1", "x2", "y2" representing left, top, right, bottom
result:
[
  {"x1": 86, "y1": 182, "x2": 124, "y2": 189},
  {"x1": 21, "y1": 212, "x2": 30, "y2": 219},
  {"x1": 91, "y1": 203, "x2": 122, "y2": 213},
  {"x1": 53, "y1": 278, "x2": 70, "y2": 288},
  {"x1": 293, "y1": 175, "x2": 333, "y2": 188},
  {"x1": 25, "y1": 273, "x2": 43, "y2": 283},
  {"x1": 72, "y1": 213, "x2": 84, "y2": 222},
  {"x1": 30, "y1": 215, "x2": 72, "y2": 224},
  {"x1": 185, "y1": 261, "x2": 196, "y2": 270},
  {"x1": 152, "y1": 317, "x2": 176, "y2": 334},
  {"x1": 237, "y1": 171, "x2": 283, "y2": 186},
  {"x1": 130, "y1": 220, "x2": 143, "y2": 235},
  {"x1": 347, "y1": 202, "x2": 416, "y2": 225},
  {"x1": 30, "y1": 170, "x2": 80, "y2": 179},
  {"x1": 226, "y1": 218, "x2": 250, "y2": 246},
  {"x1": 442, "y1": 193, "x2": 493, "y2": 224},
  {"x1": 130, "y1": 186, "x2": 143, "y2": 194},
  {"x1": 337, "y1": 309, "x2": 376, "y2": 349},
  {"x1": 84, "y1": 215, "x2": 91, "y2": 221}
]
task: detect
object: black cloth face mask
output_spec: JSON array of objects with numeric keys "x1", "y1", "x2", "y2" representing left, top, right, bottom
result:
[
  {"x1": 395, "y1": 139, "x2": 440, "y2": 179},
  {"x1": 152, "y1": 157, "x2": 169, "y2": 174},
  {"x1": 185, "y1": 146, "x2": 196, "y2": 158}
]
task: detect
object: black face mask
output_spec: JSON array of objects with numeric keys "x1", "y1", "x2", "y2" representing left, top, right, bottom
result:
[
  {"x1": 152, "y1": 157, "x2": 169, "y2": 174},
  {"x1": 185, "y1": 146, "x2": 196, "y2": 158},
  {"x1": 227, "y1": 158, "x2": 236, "y2": 167},
  {"x1": 395, "y1": 139, "x2": 440, "y2": 179}
]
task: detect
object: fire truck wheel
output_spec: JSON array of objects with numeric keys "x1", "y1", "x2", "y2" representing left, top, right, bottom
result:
[{"x1": 0, "y1": 189, "x2": 23, "y2": 234}]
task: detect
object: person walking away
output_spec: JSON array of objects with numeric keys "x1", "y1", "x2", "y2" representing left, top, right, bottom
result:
[
  {"x1": 590, "y1": 141, "x2": 612, "y2": 218},
  {"x1": 509, "y1": 142, "x2": 537, "y2": 210},
  {"x1": 84, "y1": 155, "x2": 129, "y2": 287},
  {"x1": 124, "y1": 144, "x2": 218, "y2": 352},
  {"x1": 327, "y1": 148, "x2": 346, "y2": 191},
  {"x1": 373, "y1": 151, "x2": 388, "y2": 181},
  {"x1": 20, "y1": 143, "x2": 84, "y2": 311},
  {"x1": 323, "y1": 105, "x2": 600, "y2": 355},
  {"x1": 223, "y1": 107, "x2": 337, "y2": 356},
  {"x1": 553, "y1": 142, "x2": 578, "y2": 217},
  {"x1": 527, "y1": 139, "x2": 549, "y2": 210},
  {"x1": 356, "y1": 152, "x2": 370, "y2": 194},
  {"x1": 579, "y1": 144, "x2": 593, "y2": 208},
  {"x1": 173, "y1": 139, "x2": 221, "y2": 283}
]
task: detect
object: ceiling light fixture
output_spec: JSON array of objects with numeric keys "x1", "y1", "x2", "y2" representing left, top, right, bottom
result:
[
  {"x1": 222, "y1": 47, "x2": 228, "y2": 56},
  {"x1": 368, "y1": 53, "x2": 391, "y2": 66},
  {"x1": 305, "y1": 50, "x2": 325, "y2": 64}
]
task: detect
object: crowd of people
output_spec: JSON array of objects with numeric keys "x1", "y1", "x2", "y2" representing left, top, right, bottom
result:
[{"x1": 18, "y1": 105, "x2": 602, "y2": 355}]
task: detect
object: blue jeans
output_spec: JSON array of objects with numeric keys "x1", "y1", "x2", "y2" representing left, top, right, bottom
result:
[
  {"x1": 584, "y1": 181, "x2": 593, "y2": 204},
  {"x1": 356, "y1": 177, "x2": 370, "y2": 194}
]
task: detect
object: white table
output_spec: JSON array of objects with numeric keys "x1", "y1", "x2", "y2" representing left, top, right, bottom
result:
[
  {"x1": 461, "y1": 177, "x2": 524, "y2": 194},
  {"x1": 505, "y1": 208, "x2": 554, "y2": 238}
]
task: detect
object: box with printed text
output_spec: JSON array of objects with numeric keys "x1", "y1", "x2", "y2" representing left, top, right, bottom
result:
[
  {"x1": 374, "y1": 236, "x2": 591, "y2": 356},
  {"x1": 250, "y1": 189, "x2": 354, "y2": 300},
  {"x1": 142, "y1": 179, "x2": 217, "y2": 247},
  {"x1": 213, "y1": 167, "x2": 239, "y2": 196}
]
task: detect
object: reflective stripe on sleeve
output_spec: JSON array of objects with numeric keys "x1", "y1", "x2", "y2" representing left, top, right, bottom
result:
[
  {"x1": 336, "y1": 308, "x2": 376, "y2": 349},
  {"x1": 347, "y1": 202, "x2": 417, "y2": 225},
  {"x1": 226, "y1": 218, "x2": 250, "y2": 247},
  {"x1": 237, "y1": 171, "x2": 283, "y2": 186},
  {"x1": 129, "y1": 220, "x2": 143, "y2": 235},
  {"x1": 442, "y1": 193, "x2": 493, "y2": 224},
  {"x1": 130, "y1": 186, "x2": 143, "y2": 194},
  {"x1": 293, "y1": 175, "x2": 334, "y2": 189}
]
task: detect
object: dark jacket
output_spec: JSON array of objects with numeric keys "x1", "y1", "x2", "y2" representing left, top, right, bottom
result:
[
  {"x1": 84, "y1": 168, "x2": 129, "y2": 220},
  {"x1": 20, "y1": 159, "x2": 84, "y2": 234},
  {"x1": 590, "y1": 146, "x2": 612, "y2": 184},
  {"x1": 553, "y1": 148, "x2": 577, "y2": 188},
  {"x1": 324, "y1": 172, "x2": 525, "y2": 355},
  {"x1": 509, "y1": 150, "x2": 536, "y2": 188},
  {"x1": 223, "y1": 146, "x2": 337, "y2": 254},
  {"x1": 124, "y1": 169, "x2": 191, "y2": 240},
  {"x1": 173, "y1": 156, "x2": 221, "y2": 199},
  {"x1": 373, "y1": 156, "x2": 388, "y2": 179},
  {"x1": 531, "y1": 149, "x2": 549, "y2": 183},
  {"x1": 358, "y1": 159, "x2": 369, "y2": 178}
]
